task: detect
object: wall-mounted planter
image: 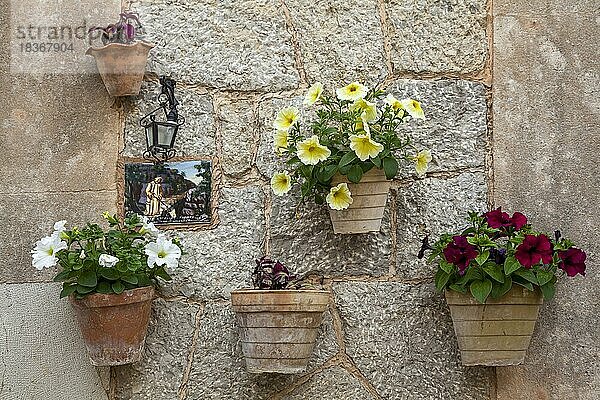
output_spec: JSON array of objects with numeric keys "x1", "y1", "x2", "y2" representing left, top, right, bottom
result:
[
  {"x1": 329, "y1": 168, "x2": 391, "y2": 234},
  {"x1": 69, "y1": 286, "x2": 154, "y2": 366},
  {"x1": 231, "y1": 289, "x2": 329, "y2": 374},
  {"x1": 86, "y1": 41, "x2": 155, "y2": 97},
  {"x1": 446, "y1": 286, "x2": 543, "y2": 366}
]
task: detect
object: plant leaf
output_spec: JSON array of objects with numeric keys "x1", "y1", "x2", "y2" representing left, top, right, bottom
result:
[
  {"x1": 77, "y1": 271, "x2": 98, "y2": 288},
  {"x1": 470, "y1": 279, "x2": 493, "y2": 304},
  {"x1": 96, "y1": 281, "x2": 113, "y2": 294},
  {"x1": 536, "y1": 269, "x2": 555, "y2": 286},
  {"x1": 318, "y1": 165, "x2": 338, "y2": 183},
  {"x1": 490, "y1": 278, "x2": 512, "y2": 299},
  {"x1": 339, "y1": 151, "x2": 357, "y2": 168},
  {"x1": 76, "y1": 284, "x2": 94, "y2": 294},
  {"x1": 449, "y1": 284, "x2": 467, "y2": 294},
  {"x1": 382, "y1": 157, "x2": 399, "y2": 179},
  {"x1": 111, "y1": 281, "x2": 125, "y2": 294},
  {"x1": 59, "y1": 284, "x2": 78, "y2": 298},
  {"x1": 154, "y1": 266, "x2": 172, "y2": 281},
  {"x1": 475, "y1": 250, "x2": 490, "y2": 266},
  {"x1": 483, "y1": 263, "x2": 504, "y2": 283},
  {"x1": 347, "y1": 165, "x2": 363, "y2": 183},
  {"x1": 99, "y1": 268, "x2": 120, "y2": 281},
  {"x1": 540, "y1": 278, "x2": 557, "y2": 300},
  {"x1": 504, "y1": 256, "x2": 521, "y2": 275},
  {"x1": 121, "y1": 275, "x2": 139, "y2": 285},
  {"x1": 514, "y1": 268, "x2": 538, "y2": 285},
  {"x1": 434, "y1": 269, "x2": 451, "y2": 292},
  {"x1": 53, "y1": 270, "x2": 71, "y2": 282},
  {"x1": 513, "y1": 276, "x2": 534, "y2": 291}
]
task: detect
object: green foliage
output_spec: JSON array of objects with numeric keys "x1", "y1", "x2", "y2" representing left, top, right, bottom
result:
[
  {"x1": 53, "y1": 213, "x2": 180, "y2": 299},
  {"x1": 428, "y1": 211, "x2": 584, "y2": 304},
  {"x1": 278, "y1": 88, "x2": 422, "y2": 207}
]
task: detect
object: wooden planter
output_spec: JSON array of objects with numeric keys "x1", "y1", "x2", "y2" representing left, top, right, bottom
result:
[
  {"x1": 86, "y1": 41, "x2": 154, "y2": 97},
  {"x1": 231, "y1": 289, "x2": 329, "y2": 374},
  {"x1": 329, "y1": 168, "x2": 391, "y2": 234},
  {"x1": 446, "y1": 286, "x2": 543, "y2": 366},
  {"x1": 69, "y1": 286, "x2": 154, "y2": 366}
]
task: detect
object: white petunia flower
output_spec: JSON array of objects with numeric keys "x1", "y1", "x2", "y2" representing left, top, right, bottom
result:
[
  {"x1": 145, "y1": 235, "x2": 182, "y2": 269},
  {"x1": 141, "y1": 216, "x2": 160, "y2": 235},
  {"x1": 99, "y1": 254, "x2": 120, "y2": 268},
  {"x1": 31, "y1": 235, "x2": 68, "y2": 271}
]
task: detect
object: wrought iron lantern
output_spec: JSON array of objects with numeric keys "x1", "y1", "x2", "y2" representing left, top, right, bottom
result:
[{"x1": 140, "y1": 76, "x2": 185, "y2": 162}]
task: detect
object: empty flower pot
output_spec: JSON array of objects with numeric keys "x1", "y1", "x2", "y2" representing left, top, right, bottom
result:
[
  {"x1": 446, "y1": 286, "x2": 543, "y2": 366},
  {"x1": 329, "y1": 168, "x2": 391, "y2": 234},
  {"x1": 231, "y1": 289, "x2": 329, "y2": 374},
  {"x1": 70, "y1": 286, "x2": 155, "y2": 366},
  {"x1": 86, "y1": 41, "x2": 155, "y2": 97}
]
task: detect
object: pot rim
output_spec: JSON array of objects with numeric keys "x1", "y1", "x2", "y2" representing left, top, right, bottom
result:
[
  {"x1": 86, "y1": 40, "x2": 155, "y2": 55},
  {"x1": 69, "y1": 285, "x2": 156, "y2": 308}
]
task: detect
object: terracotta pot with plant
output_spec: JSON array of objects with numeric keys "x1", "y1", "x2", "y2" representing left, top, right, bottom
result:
[
  {"x1": 31, "y1": 213, "x2": 183, "y2": 366},
  {"x1": 269, "y1": 81, "x2": 430, "y2": 234},
  {"x1": 87, "y1": 11, "x2": 154, "y2": 97},
  {"x1": 422, "y1": 208, "x2": 587, "y2": 366},
  {"x1": 231, "y1": 257, "x2": 329, "y2": 374}
]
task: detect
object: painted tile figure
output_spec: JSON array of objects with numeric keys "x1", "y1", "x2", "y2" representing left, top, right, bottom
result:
[{"x1": 145, "y1": 176, "x2": 164, "y2": 216}]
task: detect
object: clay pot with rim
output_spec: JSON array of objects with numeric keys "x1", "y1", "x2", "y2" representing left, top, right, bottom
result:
[
  {"x1": 446, "y1": 285, "x2": 543, "y2": 366},
  {"x1": 69, "y1": 286, "x2": 155, "y2": 366},
  {"x1": 329, "y1": 168, "x2": 391, "y2": 234},
  {"x1": 231, "y1": 289, "x2": 329, "y2": 374},
  {"x1": 86, "y1": 41, "x2": 155, "y2": 97}
]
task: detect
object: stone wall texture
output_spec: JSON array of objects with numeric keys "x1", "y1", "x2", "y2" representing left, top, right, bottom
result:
[{"x1": 1, "y1": 0, "x2": 597, "y2": 399}]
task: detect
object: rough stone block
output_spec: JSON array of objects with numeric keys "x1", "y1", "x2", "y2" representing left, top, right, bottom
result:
[
  {"x1": 385, "y1": 79, "x2": 488, "y2": 178},
  {"x1": 285, "y1": 0, "x2": 387, "y2": 86},
  {"x1": 163, "y1": 186, "x2": 265, "y2": 300},
  {"x1": 385, "y1": 0, "x2": 488, "y2": 74},
  {"x1": 333, "y1": 281, "x2": 492, "y2": 400},
  {"x1": 114, "y1": 299, "x2": 200, "y2": 400},
  {"x1": 0, "y1": 283, "x2": 107, "y2": 400},
  {"x1": 282, "y1": 366, "x2": 373, "y2": 400},
  {"x1": 0, "y1": 73, "x2": 119, "y2": 193},
  {"x1": 131, "y1": 0, "x2": 300, "y2": 91},
  {"x1": 396, "y1": 172, "x2": 488, "y2": 279},
  {"x1": 270, "y1": 191, "x2": 391, "y2": 277},
  {"x1": 186, "y1": 301, "x2": 337, "y2": 399},
  {"x1": 217, "y1": 96, "x2": 257, "y2": 177},
  {"x1": 0, "y1": 191, "x2": 117, "y2": 283},
  {"x1": 123, "y1": 84, "x2": 216, "y2": 158}
]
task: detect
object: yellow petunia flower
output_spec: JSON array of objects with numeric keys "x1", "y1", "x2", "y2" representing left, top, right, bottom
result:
[
  {"x1": 400, "y1": 98, "x2": 425, "y2": 120},
  {"x1": 350, "y1": 98, "x2": 378, "y2": 122},
  {"x1": 303, "y1": 82, "x2": 324, "y2": 106},
  {"x1": 355, "y1": 118, "x2": 371, "y2": 135},
  {"x1": 336, "y1": 82, "x2": 368, "y2": 101},
  {"x1": 273, "y1": 130, "x2": 289, "y2": 155},
  {"x1": 349, "y1": 133, "x2": 384, "y2": 161},
  {"x1": 413, "y1": 149, "x2": 432, "y2": 176},
  {"x1": 326, "y1": 183, "x2": 353, "y2": 210},
  {"x1": 297, "y1": 135, "x2": 331, "y2": 165},
  {"x1": 273, "y1": 106, "x2": 300, "y2": 131},
  {"x1": 271, "y1": 171, "x2": 292, "y2": 196},
  {"x1": 384, "y1": 94, "x2": 405, "y2": 117}
]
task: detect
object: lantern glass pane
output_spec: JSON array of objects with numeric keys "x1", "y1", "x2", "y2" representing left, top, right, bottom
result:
[
  {"x1": 145, "y1": 125, "x2": 155, "y2": 148},
  {"x1": 156, "y1": 122, "x2": 178, "y2": 148}
]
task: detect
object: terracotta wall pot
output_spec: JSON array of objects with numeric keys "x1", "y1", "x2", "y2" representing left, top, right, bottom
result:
[
  {"x1": 445, "y1": 286, "x2": 543, "y2": 366},
  {"x1": 86, "y1": 41, "x2": 155, "y2": 97},
  {"x1": 329, "y1": 168, "x2": 391, "y2": 234},
  {"x1": 231, "y1": 289, "x2": 329, "y2": 374},
  {"x1": 70, "y1": 286, "x2": 155, "y2": 366}
]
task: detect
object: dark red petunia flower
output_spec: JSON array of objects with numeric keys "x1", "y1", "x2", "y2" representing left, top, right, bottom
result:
[
  {"x1": 484, "y1": 208, "x2": 528, "y2": 230},
  {"x1": 515, "y1": 234, "x2": 553, "y2": 268},
  {"x1": 510, "y1": 212, "x2": 528, "y2": 230},
  {"x1": 443, "y1": 236, "x2": 478, "y2": 275},
  {"x1": 558, "y1": 248, "x2": 587, "y2": 277}
]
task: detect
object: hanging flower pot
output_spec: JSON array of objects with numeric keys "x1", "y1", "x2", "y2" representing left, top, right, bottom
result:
[
  {"x1": 70, "y1": 286, "x2": 155, "y2": 366},
  {"x1": 422, "y1": 208, "x2": 587, "y2": 366},
  {"x1": 328, "y1": 168, "x2": 391, "y2": 234},
  {"x1": 86, "y1": 42, "x2": 154, "y2": 97},
  {"x1": 31, "y1": 213, "x2": 183, "y2": 366},
  {"x1": 446, "y1": 286, "x2": 542, "y2": 366},
  {"x1": 87, "y1": 11, "x2": 154, "y2": 97},
  {"x1": 231, "y1": 258, "x2": 329, "y2": 374},
  {"x1": 267, "y1": 81, "x2": 431, "y2": 235}
]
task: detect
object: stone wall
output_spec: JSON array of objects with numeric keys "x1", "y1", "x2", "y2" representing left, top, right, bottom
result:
[{"x1": 113, "y1": 0, "x2": 493, "y2": 399}]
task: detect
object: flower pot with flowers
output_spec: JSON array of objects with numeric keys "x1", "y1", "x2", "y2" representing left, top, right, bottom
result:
[
  {"x1": 230, "y1": 257, "x2": 329, "y2": 374},
  {"x1": 422, "y1": 208, "x2": 587, "y2": 366},
  {"x1": 270, "y1": 81, "x2": 431, "y2": 234},
  {"x1": 31, "y1": 213, "x2": 182, "y2": 366},
  {"x1": 87, "y1": 11, "x2": 154, "y2": 96}
]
